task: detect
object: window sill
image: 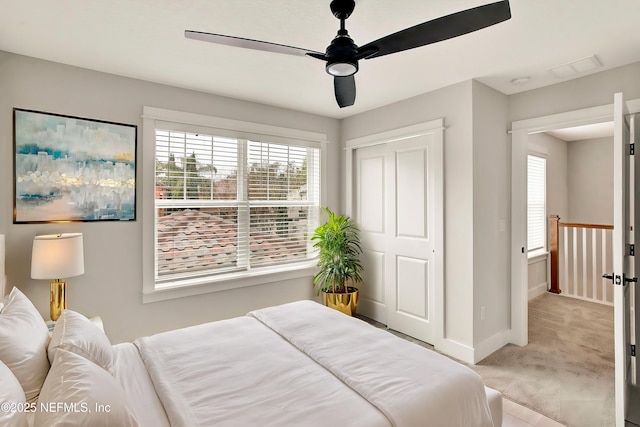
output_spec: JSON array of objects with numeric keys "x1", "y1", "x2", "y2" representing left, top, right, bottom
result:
[
  {"x1": 143, "y1": 261, "x2": 317, "y2": 303},
  {"x1": 528, "y1": 250, "x2": 548, "y2": 263}
]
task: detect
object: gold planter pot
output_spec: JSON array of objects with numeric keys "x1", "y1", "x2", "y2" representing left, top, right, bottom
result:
[{"x1": 322, "y1": 287, "x2": 359, "y2": 316}]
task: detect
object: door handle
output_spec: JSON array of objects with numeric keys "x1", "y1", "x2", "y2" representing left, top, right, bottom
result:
[{"x1": 603, "y1": 273, "x2": 626, "y2": 285}]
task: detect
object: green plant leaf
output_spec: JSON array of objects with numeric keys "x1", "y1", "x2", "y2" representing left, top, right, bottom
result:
[{"x1": 311, "y1": 207, "x2": 363, "y2": 294}]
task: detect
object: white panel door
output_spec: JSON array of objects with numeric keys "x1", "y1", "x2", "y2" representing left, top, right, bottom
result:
[
  {"x1": 633, "y1": 112, "x2": 640, "y2": 388},
  {"x1": 353, "y1": 126, "x2": 442, "y2": 345},
  {"x1": 611, "y1": 92, "x2": 633, "y2": 426},
  {"x1": 355, "y1": 143, "x2": 388, "y2": 323},
  {"x1": 632, "y1": 112, "x2": 640, "y2": 426},
  {"x1": 386, "y1": 138, "x2": 436, "y2": 343}
]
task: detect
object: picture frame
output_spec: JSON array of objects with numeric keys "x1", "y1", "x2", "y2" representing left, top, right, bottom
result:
[{"x1": 13, "y1": 108, "x2": 137, "y2": 223}]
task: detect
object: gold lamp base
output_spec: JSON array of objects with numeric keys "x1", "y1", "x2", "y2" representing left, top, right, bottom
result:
[{"x1": 50, "y1": 280, "x2": 67, "y2": 321}]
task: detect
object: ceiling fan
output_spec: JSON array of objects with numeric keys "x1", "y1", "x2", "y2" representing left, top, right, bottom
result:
[{"x1": 185, "y1": 0, "x2": 511, "y2": 108}]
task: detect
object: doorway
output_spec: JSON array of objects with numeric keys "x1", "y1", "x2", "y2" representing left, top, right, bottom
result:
[
  {"x1": 511, "y1": 97, "x2": 640, "y2": 425},
  {"x1": 511, "y1": 103, "x2": 627, "y2": 345}
]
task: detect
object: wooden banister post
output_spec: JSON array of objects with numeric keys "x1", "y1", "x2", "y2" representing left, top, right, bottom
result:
[{"x1": 549, "y1": 215, "x2": 561, "y2": 294}]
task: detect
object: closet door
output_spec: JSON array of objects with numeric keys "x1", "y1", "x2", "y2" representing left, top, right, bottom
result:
[
  {"x1": 354, "y1": 143, "x2": 388, "y2": 323},
  {"x1": 353, "y1": 123, "x2": 443, "y2": 344},
  {"x1": 385, "y1": 136, "x2": 437, "y2": 343}
]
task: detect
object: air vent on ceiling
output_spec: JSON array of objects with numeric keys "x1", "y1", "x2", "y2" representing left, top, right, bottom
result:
[{"x1": 548, "y1": 55, "x2": 602, "y2": 78}]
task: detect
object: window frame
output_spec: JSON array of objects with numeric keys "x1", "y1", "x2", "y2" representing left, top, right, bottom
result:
[{"x1": 142, "y1": 107, "x2": 327, "y2": 303}]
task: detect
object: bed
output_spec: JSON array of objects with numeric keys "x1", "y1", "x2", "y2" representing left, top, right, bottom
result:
[
  {"x1": 0, "y1": 289, "x2": 502, "y2": 427},
  {"x1": 0, "y1": 236, "x2": 501, "y2": 426}
]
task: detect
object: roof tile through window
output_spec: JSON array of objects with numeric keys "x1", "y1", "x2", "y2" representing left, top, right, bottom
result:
[{"x1": 157, "y1": 209, "x2": 307, "y2": 275}]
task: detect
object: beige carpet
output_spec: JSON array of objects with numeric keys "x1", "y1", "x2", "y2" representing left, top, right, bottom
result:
[{"x1": 471, "y1": 293, "x2": 615, "y2": 427}]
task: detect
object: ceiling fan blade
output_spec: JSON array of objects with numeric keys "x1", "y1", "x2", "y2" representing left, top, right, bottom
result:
[
  {"x1": 185, "y1": 30, "x2": 323, "y2": 57},
  {"x1": 358, "y1": 0, "x2": 511, "y2": 59},
  {"x1": 334, "y1": 75, "x2": 356, "y2": 108}
]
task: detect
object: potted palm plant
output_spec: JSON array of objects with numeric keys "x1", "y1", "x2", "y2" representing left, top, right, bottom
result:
[{"x1": 311, "y1": 207, "x2": 364, "y2": 316}]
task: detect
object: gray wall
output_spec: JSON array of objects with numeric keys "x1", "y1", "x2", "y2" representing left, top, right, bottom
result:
[
  {"x1": 567, "y1": 136, "x2": 613, "y2": 224},
  {"x1": 527, "y1": 133, "x2": 613, "y2": 227},
  {"x1": 0, "y1": 52, "x2": 341, "y2": 343},
  {"x1": 537, "y1": 133, "x2": 569, "y2": 221},
  {"x1": 471, "y1": 81, "x2": 510, "y2": 345},
  {"x1": 2, "y1": 48, "x2": 639, "y2": 360}
]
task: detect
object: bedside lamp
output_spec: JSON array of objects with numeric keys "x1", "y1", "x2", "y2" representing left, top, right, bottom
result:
[{"x1": 31, "y1": 233, "x2": 84, "y2": 321}]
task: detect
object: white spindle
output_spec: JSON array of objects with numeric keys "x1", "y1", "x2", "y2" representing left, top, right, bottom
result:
[
  {"x1": 563, "y1": 226, "x2": 569, "y2": 295},
  {"x1": 600, "y1": 230, "x2": 605, "y2": 301},
  {"x1": 582, "y1": 227, "x2": 587, "y2": 298},
  {"x1": 571, "y1": 228, "x2": 578, "y2": 296},
  {"x1": 556, "y1": 223, "x2": 613, "y2": 306},
  {"x1": 592, "y1": 228, "x2": 597, "y2": 301}
]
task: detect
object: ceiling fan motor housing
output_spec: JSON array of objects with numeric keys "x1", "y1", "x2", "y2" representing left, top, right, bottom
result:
[{"x1": 325, "y1": 29, "x2": 359, "y2": 76}]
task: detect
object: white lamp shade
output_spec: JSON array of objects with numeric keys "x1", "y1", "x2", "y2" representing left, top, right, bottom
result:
[{"x1": 31, "y1": 233, "x2": 85, "y2": 280}]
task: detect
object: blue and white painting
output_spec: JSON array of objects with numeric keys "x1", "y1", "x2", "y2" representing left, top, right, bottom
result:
[{"x1": 14, "y1": 109, "x2": 137, "y2": 223}]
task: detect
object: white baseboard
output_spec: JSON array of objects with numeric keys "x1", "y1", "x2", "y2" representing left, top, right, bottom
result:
[
  {"x1": 436, "y1": 329, "x2": 511, "y2": 364},
  {"x1": 436, "y1": 338, "x2": 475, "y2": 364},
  {"x1": 528, "y1": 282, "x2": 548, "y2": 300},
  {"x1": 472, "y1": 329, "x2": 511, "y2": 363}
]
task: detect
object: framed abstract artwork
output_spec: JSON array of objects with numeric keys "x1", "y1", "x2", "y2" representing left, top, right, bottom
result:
[{"x1": 13, "y1": 109, "x2": 137, "y2": 223}]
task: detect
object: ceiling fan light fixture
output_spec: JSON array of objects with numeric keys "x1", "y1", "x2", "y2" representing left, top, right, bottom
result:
[{"x1": 326, "y1": 61, "x2": 358, "y2": 76}]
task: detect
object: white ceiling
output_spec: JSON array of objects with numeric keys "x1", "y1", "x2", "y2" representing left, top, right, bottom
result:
[
  {"x1": 1, "y1": 1, "x2": 639, "y2": 119},
  {"x1": 546, "y1": 122, "x2": 614, "y2": 142}
]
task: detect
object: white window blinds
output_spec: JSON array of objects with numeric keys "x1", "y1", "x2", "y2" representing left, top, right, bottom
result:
[
  {"x1": 527, "y1": 155, "x2": 546, "y2": 252},
  {"x1": 154, "y1": 128, "x2": 320, "y2": 282}
]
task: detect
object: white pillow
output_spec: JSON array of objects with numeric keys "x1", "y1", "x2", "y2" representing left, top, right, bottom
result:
[
  {"x1": 35, "y1": 349, "x2": 139, "y2": 427},
  {"x1": 0, "y1": 287, "x2": 50, "y2": 403},
  {"x1": 0, "y1": 360, "x2": 29, "y2": 427},
  {"x1": 48, "y1": 309, "x2": 113, "y2": 373},
  {"x1": 0, "y1": 289, "x2": 13, "y2": 312}
]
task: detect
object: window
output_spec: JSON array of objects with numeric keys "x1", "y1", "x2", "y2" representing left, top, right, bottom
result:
[
  {"x1": 142, "y1": 107, "x2": 324, "y2": 300},
  {"x1": 527, "y1": 154, "x2": 546, "y2": 254}
]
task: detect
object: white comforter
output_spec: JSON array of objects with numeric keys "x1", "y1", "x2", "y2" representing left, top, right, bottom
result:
[
  {"x1": 135, "y1": 300, "x2": 494, "y2": 427},
  {"x1": 134, "y1": 315, "x2": 389, "y2": 427}
]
